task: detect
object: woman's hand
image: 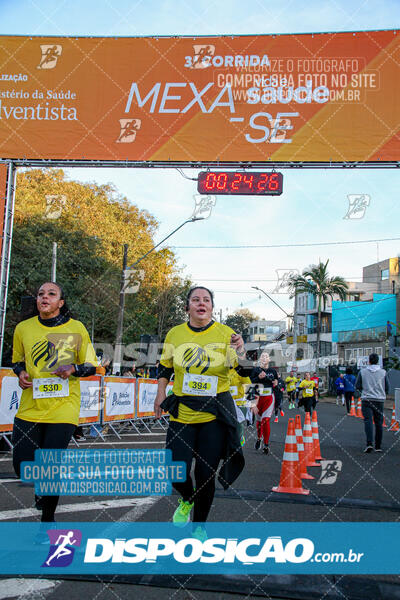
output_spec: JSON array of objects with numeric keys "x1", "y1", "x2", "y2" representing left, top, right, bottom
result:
[
  {"x1": 52, "y1": 365, "x2": 75, "y2": 380},
  {"x1": 230, "y1": 333, "x2": 245, "y2": 356},
  {"x1": 250, "y1": 404, "x2": 258, "y2": 416},
  {"x1": 18, "y1": 370, "x2": 32, "y2": 389},
  {"x1": 154, "y1": 390, "x2": 166, "y2": 419}
]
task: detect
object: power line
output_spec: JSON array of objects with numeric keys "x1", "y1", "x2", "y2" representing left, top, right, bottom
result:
[
  {"x1": 173, "y1": 236, "x2": 400, "y2": 249},
  {"x1": 191, "y1": 276, "x2": 390, "y2": 282}
]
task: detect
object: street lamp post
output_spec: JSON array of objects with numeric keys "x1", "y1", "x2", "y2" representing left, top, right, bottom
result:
[
  {"x1": 112, "y1": 196, "x2": 216, "y2": 374},
  {"x1": 113, "y1": 243, "x2": 129, "y2": 375},
  {"x1": 251, "y1": 285, "x2": 292, "y2": 320}
]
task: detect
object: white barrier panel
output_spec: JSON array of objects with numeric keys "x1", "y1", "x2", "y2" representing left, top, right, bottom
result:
[
  {"x1": 136, "y1": 378, "x2": 173, "y2": 417},
  {"x1": 137, "y1": 378, "x2": 158, "y2": 417},
  {"x1": 357, "y1": 355, "x2": 383, "y2": 368},
  {"x1": 0, "y1": 370, "x2": 102, "y2": 432},
  {"x1": 103, "y1": 377, "x2": 135, "y2": 423},
  {"x1": 0, "y1": 369, "x2": 21, "y2": 433},
  {"x1": 395, "y1": 388, "x2": 400, "y2": 423},
  {"x1": 79, "y1": 376, "x2": 102, "y2": 425}
]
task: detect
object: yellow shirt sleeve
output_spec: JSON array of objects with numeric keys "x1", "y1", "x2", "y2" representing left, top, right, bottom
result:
[
  {"x1": 77, "y1": 323, "x2": 97, "y2": 365},
  {"x1": 160, "y1": 329, "x2": 173, "y2": 368},
  {"x1": 12, "y1": 323, "x2": 25, "y2": 363}
]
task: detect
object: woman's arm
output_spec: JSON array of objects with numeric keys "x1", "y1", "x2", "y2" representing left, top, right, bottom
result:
[{"x1": 154, "y1": 377, "x2": 169, "y2": 419}]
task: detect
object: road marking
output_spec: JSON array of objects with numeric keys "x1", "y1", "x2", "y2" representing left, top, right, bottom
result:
[
  {"x1": 0, "y1": 496, "x2": 158, "y2": 521},
  {"x1": 0, "y1": 578, "x2": 60, "y2": 598},
  {"x1": 108, "y1": 432, "x2": 166, "y2": 436},
  {"x1": 76, "y1": 441, "x2": 165, "y2": 446},
  {"x1": 92, "y1": 432, "x2": 165, "y2": 438},
  {"x1": 0, "y1": 478, "x2": 18, "y2": 483}
]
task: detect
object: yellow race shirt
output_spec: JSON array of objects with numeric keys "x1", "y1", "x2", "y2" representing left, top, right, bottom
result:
[
  {"x1": 160, "y1": 321, "x2": 238, "y2": 424},
  {"x1": 229, "y1": 369, "x2": 251, "y2": 404},
  {"x1": 285, "y1": 376, "x2": 298, "y2": 392},
  {"x1": 299, "y1": 379, "x2": 316, "y2": 397},
  {"x1": 12, "y1": 316, "x2": 97, "y2": 425}
]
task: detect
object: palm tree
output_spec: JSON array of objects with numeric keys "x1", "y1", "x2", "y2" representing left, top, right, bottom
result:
[{"x1": 287, "y1": 260, "x2": 348, "y2": 371}]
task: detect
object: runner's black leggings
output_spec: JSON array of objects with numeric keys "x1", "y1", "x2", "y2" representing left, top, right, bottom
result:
[
  {"x1": 12, "y1": 417, "x2": 76, "y2": 522},
  {"x1": 166, "y1": 419, "x2": 225, "y2": 523}
]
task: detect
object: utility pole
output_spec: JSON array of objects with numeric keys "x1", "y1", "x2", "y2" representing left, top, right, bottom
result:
[
  {"x1": 113, "y1": 244, "x2": 128, "y2": 374},
  {"x1": 51, "y1": 242, "x2": 57, "y2": 282},
  {"x1": 111, "y1": 198, "x2": 216, "y2": 375}
]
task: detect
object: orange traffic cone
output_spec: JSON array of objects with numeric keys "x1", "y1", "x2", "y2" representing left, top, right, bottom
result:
[
  {"x1": 349, "y1": 396, "x2": 357, "y2": 416},
  {"x1": 295, "y1": 414, "x2": 314, "y2": 480},
  {"x1": 311, "y1": 411, "x2": 324, "y2": 461},
  {"x1": 389, "y1": 405, "x2": 400, "y2": 432},
  {"x1": 272, "y1": 418, "x2": 309, "y2": 495},
  {"x1": 356, "y1": 398, "x2": 363, "y2": 418},
  {"x1": 303, "y1": 412, "x2": 320, "y2": 467}
]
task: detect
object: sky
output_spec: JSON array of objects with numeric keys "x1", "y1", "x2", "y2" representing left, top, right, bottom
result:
[{"x1": 1, "y1": 0, "x2": 399, "y2": 323}]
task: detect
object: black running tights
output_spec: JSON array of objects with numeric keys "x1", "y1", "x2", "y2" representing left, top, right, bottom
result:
[
  {"x1": 166, "y1": 419, "x2": 225, "y2": 523},
  {"x1": 12, "y1": 416, "x2": 76, "y2": 522}
]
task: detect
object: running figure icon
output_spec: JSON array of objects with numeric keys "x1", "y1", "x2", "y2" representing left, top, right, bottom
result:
[{"x1": 45, "y1": 531, "x2": 77, "y2": 566}]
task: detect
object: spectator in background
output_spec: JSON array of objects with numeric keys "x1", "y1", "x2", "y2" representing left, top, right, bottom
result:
[
  {"x1": 343, "y1": 367, "x2": 356, "y2": 415},
  {"x1": 334, "y1": 373, "x2": 346, "y2": 406},
  {"x1": 122, "y1": 367, "x2": 135, "y2": 377},
  {"x1": 356, "y1": 353, "x2": 389, "y2": 453},
  {"x1": 149, "y1": 361, "x2": 159, "y2": 379}
]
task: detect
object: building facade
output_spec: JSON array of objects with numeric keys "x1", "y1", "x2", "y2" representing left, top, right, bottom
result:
[
  {"x1": 289, "y1": 257, "x2": 399, "y2": 362},
  {"x1": 332, "y1": 293, "x2": 397, "y2": 363}
]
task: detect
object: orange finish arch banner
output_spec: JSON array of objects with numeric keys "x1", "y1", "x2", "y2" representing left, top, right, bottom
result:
[{"x1": 0, "y1": 31, "x2": 399, "y2": 163}]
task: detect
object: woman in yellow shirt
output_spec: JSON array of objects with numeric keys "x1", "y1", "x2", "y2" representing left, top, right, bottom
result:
[
  {"x1": 12, "y1": 281, "x2": 97, "y2": 537},
  {"x1": 154, "y1": 287, "x2": 245, "y2": 540},
  {"x1": 229, "y1": 367, "x2": 251, "y2": 445},
  {"x1": 298, "y1": 372, "x2": 316, "y2": 414}
]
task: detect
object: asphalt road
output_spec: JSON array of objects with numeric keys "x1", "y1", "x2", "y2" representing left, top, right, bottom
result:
[{"x1": 0, "y1": 398, "x2": 399, "y2": 599}]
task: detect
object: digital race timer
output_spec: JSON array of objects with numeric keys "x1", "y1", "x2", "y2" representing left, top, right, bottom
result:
[{"x1": 197, "y1": 171, "x2": 283, "y2": 196}]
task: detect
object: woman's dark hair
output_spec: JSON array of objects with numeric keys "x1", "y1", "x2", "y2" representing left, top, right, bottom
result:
[
  {"x1": 345, "y1": 366, "x2": 353, "y2": 375},
  {"x1": 185, "y1": 286, "x2": 214, "y2": 311},
  {"x1": 20, "y1": 281, "x2": 73, "y2": 321}
]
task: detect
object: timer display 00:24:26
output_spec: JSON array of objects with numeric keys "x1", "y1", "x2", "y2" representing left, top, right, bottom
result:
[{"x1": 197, "y1": 171, "x2": 283, "y2": 195}]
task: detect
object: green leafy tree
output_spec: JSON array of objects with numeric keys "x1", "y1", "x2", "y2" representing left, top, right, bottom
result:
[
  {"x1": 5, "y1": 217, "x2": 119, "y2": 362},
  {"x1": 287, "y1": 260, "x2": 348, "y2": 370},
  {"x1": 5, "y1": 169, "x2": 191, "y2": 364},
  {"x1": 153, "y1": 277, "x2": 193, "y2": 341},
  {"x1": 224, "y1": 308, "x2": 260, "y2": 335}
]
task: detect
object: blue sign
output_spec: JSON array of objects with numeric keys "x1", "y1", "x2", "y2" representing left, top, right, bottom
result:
[{"x1": 0, "y1": 522, "x2": 398, "y2": 575}]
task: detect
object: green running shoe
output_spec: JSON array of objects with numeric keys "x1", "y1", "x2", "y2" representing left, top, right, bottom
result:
[
  {"x1": 173, "y1": 498, "x2": 194, "y2": 527},
  {"x1": 192, "y1": 525, "x2": 208, "y2": 542}
]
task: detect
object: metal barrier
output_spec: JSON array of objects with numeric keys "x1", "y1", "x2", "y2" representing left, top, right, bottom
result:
[{"x1": 0, "y1": 370, "x2": 168, "y2": 448}]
